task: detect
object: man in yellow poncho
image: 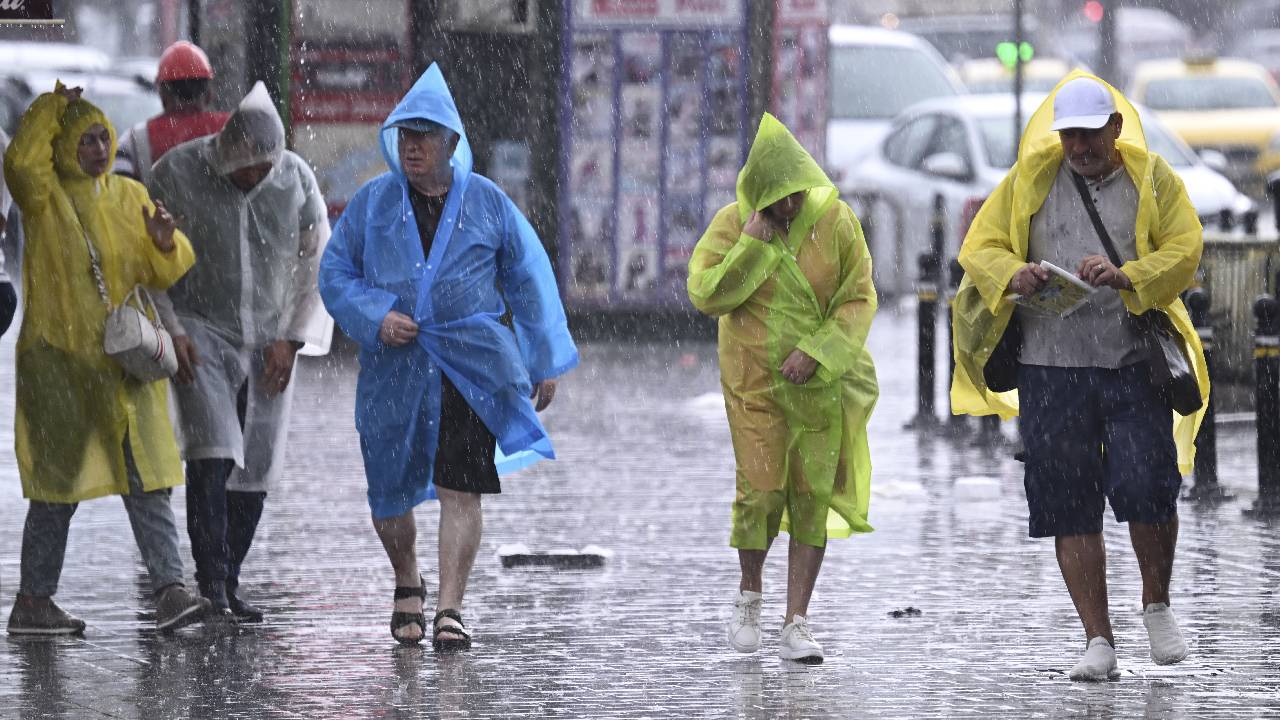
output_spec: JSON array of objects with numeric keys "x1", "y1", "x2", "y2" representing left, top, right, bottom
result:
[
  {"x1": 688, "y1": 114, "x2": 878, "y2": 665},
  {"x1": 3, "y1": 84, "x2": 208, "y2": 635},
  {"x1": 951, "y1": 74, "x2": 1207, "y2": 680}
]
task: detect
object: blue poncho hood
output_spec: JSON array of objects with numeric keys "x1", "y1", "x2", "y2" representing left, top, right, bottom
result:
[{"x1": 380, "y1": 63, "x2": 473, "y2": 181}]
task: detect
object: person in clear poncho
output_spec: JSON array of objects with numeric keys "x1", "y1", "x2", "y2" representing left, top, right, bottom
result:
[
  {"x1": 319, "y1": 65, "x2": 578, "y2": 650},
  {"x1": 688, "y1": 114, "x2": 879, "y2": 665},
  {"x1": 951, "y1": 73, "x2": 1206, "y2": 680},
  {"x1": 3, "y1": 83, "x2": 211, "y2": 635},
  {"x1": 148, "y1": 81, "x2": 332, "y2": 621}
]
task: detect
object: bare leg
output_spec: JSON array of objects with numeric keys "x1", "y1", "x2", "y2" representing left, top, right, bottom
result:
[
  {"x1": 1129, "y1": 516, "x2": 1178, "y2": 607},
  {"x1": 738, "y1": 540, "x2": 772, "y2": 594},
  {"x1": 1056, "y1": 532, "x2": 1113, "y2": 645},
  {"x1": 436, "y1": 486, "x2": 482, "y2": 640},
  {"x1": 785, "y1": 537, "x2": 826, "y2": 623},
  {"x1": 372, "y1": 510, "x2": 422, "y2": 643}
]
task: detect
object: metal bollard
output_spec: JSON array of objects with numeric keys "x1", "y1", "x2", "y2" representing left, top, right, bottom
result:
[
  {"x1": 1243, "y1": 209, "x2": 1259, "y2": 236},
  {"x1": 907, "y1": 195, "x2": 945, "y2": 430},
  {"x1": 1247, "y1": 295, "x2": 1280, "y2": 517},
  {"x1": 1269, "y1": 171, "x2": 1280, "y2": 235},
  {"x1": 1184, "y1": 288, "x2": 1231, "y2": 502},
  {"x1": 945, "y1": 258, "x2": 969, "y2": 437},
  {"x1": 1218, "y1": 208, "x2": 1235, "y2": 232}
]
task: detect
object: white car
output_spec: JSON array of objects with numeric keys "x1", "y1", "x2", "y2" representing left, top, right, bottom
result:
[
  {"x1": 843, "y1": 94, "x2": 1253, "y2": 297},
  {"x1": 826, "y1": 25, "x2": 964, "y2": 190}
]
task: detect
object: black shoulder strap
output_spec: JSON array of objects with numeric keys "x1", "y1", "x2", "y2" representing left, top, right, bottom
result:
[{"x1": 1068, "y1": 169, "x2": 1124, "y2": 268}]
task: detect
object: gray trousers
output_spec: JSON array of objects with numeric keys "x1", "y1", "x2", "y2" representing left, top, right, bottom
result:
[{"x1": 18, "y1": 440, "x2": 185, "y2": 598}]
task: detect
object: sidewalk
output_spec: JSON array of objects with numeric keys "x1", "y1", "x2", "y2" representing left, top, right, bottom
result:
[{"x1": 0, "y1": 307, "x2": 1277, "y2": 718}]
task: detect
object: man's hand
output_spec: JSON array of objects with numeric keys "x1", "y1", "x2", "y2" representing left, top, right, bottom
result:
[
  {"x1": 173, "y1": 335, "x2": 199, "y2": 385},
  {"x1": 1076, "y1": 254, "x2": 1133, "y2": 290},
  {"x1": 742, "y1": 211, "x2": 778, "y2": 242},
  {"x1": 379, "y1": 311, "x2": 419, "y2": 347},
  {"x1": 262, "y1": 340, "x2": 301, "y2": 397},
  {"x1": 1008, "y1": 263, "x2": 1051, "y2": 297},
  {"x1": 143, "y1": 200, "x2": 177, "y2": 253},
  {"x1": 530, "y1": 379, "x2": 557, "y2": 411},
  {"x1": 780, "y1": 348, "x2": 818, "y2": 385}
]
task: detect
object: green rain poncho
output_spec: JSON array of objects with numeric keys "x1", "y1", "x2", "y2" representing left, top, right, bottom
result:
[{"x1": 687, "y1": 114, "x2": 879, "y2": 549}]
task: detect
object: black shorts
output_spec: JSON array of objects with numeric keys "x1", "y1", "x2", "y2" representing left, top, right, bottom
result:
[
  {"x1": 432, "y1": 375, "x2": 501, "y2": 495},
  {"x1": 1018, "y1": 363, "x2": 1181, "y2": 538}
]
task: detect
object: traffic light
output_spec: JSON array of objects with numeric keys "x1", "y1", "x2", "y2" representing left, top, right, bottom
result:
[
  {"x1": 996, "y1": 41, "x2": 1035, "y2": 68},
  {"x1": 1083, "y1": 1, "x2": 1104, "y2": 23}
]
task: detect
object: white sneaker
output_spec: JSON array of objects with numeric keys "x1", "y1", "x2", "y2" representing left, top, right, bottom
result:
[
  {"x1": 1143, "y1": 602, "x2": 1189, "y2": 665},
  {"x1": 779, "y1": 615, "x2": 824, "y2": 664},
  {"x1": 1069, "y1": 637, "x2": 1119, "y2": 681},
  {"x1": 727, "y1": 591, "x2": 762, "y2": 653}
]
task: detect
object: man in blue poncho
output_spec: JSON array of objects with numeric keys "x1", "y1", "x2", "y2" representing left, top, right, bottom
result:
[{"x1": 319, "y1": 65, "x2": 578, "y2": 650}]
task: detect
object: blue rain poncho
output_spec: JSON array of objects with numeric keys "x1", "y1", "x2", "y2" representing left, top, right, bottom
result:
[{"x1": 319, "y1": 65, "x2": 579, "y2": 519}]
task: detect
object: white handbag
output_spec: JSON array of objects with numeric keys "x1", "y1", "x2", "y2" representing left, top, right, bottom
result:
[{"x1": 81, "y1": 222, "x2": 178, "y2": 382}]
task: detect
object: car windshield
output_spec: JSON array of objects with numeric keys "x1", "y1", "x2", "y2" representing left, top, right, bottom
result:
[
  {"x1": 1142, "y1": 75, "x2": 1278, "y2": 111},
  {"x1": 829, "y1": 46, "x2": 957, "y2": 120},
  {"x1": 976, "y1": 116, "x2": 1018, "y2": 169},
  {"x1": 966, "y1": 77, "x2": 1063, "y2": 94},
  {"x1": 90, "y1": 90, "x2": 162, "y2": 135},
  {"x1": 976, "y1": 113, "x2": 1198, "y2": 170}
]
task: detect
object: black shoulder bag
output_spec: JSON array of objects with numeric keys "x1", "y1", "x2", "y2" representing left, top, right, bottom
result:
[{"x1": 1069, "y1": 170, "x2": 1203, "y2": 416}]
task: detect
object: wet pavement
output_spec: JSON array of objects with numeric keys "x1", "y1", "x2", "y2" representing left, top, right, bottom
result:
[{"x1": 0, "y1": 305, "x2": 1278, "y2": 719}]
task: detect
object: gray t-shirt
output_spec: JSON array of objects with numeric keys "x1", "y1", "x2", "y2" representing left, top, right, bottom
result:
[{"x1": 1018, "y1": 161, "x2": 1145, "y2": 369}]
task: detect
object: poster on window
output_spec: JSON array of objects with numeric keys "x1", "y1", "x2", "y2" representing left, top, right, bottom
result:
[
  {"x1": 566, "y1": 202, "x2": 613, "y2": 302},
  {"x1": 772, "y1": 1, "x2": 828, "y2": 165},
  {"x1": 571, "y1": 33, "x2": 614, "y2": 139}
]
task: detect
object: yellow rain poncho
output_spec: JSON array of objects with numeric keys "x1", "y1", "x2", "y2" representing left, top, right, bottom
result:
[
  {"x1": 4, "y1": 89, "x2": 195, "y2": 503},
  {"x1": 688, "y1": 114, "x2": 878, "y2": 549},
  {"x1": 951, "y1": 71, "x2": 1208, "y2": 474}
]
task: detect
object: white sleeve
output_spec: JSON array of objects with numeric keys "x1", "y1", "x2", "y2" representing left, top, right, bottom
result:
[{"x1": 151, "y1": 289, "x2": 187, "y2": 336}]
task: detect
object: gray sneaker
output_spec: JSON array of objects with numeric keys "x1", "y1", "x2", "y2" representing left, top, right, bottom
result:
[
  {"x1": 7, "y1": 597, "x2": 86, "y2": 636},
  {"x1": 155, "y1": 585, "x2": 211, "y2": 632}
]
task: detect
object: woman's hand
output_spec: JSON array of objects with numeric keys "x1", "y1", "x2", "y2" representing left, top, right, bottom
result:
[
  {"x1": 530, "y1": 379, "x2": 557, "y2": 411},
  {"x1": 780, "y1": 349, "x2": 818, "y2": 385},
  {"x1": 379, "y1": 310, "x2": 419, "y2": 347},
  {"x1": 742, "y1": 211, "x2": 778, "y2": 242},
  {"x1": 143, "y1": 201, "x2": 177, "y2": 253},
  {"x1": 1008, "y1": 263, "x2": 1050, "y2": 297},
  {"x1": 54, "y1": 84, "x2": 83, "y2": 102},
  {"x1": 1076, "y1": 254, "x2": 1133, "y2": 290}
]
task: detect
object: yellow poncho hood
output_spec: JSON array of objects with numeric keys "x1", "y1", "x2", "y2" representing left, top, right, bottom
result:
[
  {"x1": 735, "y1": 112, "x2": 835, "y2": 222},
  {"x1": 950, "y1": 70, "x2": 1208, "y2": 474}
]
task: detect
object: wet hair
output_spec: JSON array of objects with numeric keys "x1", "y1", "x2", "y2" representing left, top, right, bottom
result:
[{"x1": 160, "y1": 78, "x2": 209, "y2": 103}]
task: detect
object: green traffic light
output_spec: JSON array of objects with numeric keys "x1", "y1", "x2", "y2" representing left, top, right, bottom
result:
[{"x1": 996, "y1": 41, "x2": 1035, "y2": 68}]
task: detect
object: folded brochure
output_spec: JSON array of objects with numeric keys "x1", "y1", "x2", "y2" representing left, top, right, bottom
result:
[{"x1": 1005, "y1": 260, "x2": 1095, "y2": 317}]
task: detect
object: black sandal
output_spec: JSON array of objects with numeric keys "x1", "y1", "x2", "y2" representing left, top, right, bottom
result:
[
  {"x1": 390, "y1": 576, "x2": 426, "y2": 646},
  {"x1": 432, "y1": 609, "x2": 472, "y2": 653}
]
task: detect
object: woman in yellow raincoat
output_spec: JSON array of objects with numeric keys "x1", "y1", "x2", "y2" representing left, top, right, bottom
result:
[
  {"x1": 688, "y1": 114, "x2": 878, "y2": 664},
  {"x1": 951, "y1": 73, "x2": 1206, "y2": 680},
  {"x1": 3, "y1": 84, "x2": 209, "y2": 635}
]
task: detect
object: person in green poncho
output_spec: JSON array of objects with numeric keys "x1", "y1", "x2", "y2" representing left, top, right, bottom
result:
[{"x1": 688, "y1": 114, "x2": 879, "y2": 665}]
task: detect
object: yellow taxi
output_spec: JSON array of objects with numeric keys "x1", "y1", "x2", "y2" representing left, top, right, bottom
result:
[{"x1": 1128, "y1": 57, "x2": 1280, "y2": 195}]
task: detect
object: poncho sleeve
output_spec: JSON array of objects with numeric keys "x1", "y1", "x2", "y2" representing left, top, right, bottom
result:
[
  {"x1": 279, "y1": 159, "x2": 333, "y2": 350},
  {"x1": 687, "y1": 205, "x2": 783, "y2": 317},
  {"x1": 957, "y1": 168, "x2": 1026, "y2": 315},
  {"x1": 1117, "y1": 155, "x2": 1203, "y2": 313},
  {"x1": 318, "y1": 188, "x2": 399, "y2": 351},
  {"x1": 3, "y1": 92, "x2": 67, "y2": 218},
  {"x1": 132, "y1": 183, "x2": 195, "y2": 290},
  {"x1": 796, "y1": 203, "x2": 877, "y2": 383},
  {"x1": 495, "y1": 191, "x2": 578, "y2": 383}
]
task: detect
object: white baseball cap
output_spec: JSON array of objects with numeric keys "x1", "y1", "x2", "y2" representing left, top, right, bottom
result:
[{"x1": 1051, "y1": 78, "x2": 1117, "y2": 131}]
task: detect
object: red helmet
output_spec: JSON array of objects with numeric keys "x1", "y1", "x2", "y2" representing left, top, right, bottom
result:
[{"x1": 156, "y1": 41, "x2": 214, "y2": 83}]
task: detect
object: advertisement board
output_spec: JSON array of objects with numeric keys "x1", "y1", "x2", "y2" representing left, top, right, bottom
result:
[{"x1": 560, "y1": 0, "x2": 749, "y2": 310}]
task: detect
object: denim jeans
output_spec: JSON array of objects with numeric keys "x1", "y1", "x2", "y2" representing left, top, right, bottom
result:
[
  {"x1": 185, "y1": 459, "x2": 265, "y2": 604},
  {"x1": 19, "y1": 439, "x2": 185, "y2": 597}
]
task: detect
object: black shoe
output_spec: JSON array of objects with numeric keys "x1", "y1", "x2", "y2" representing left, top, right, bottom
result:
[{"x1": 228, "y1": 594, "x2": 264, "y2": 623}]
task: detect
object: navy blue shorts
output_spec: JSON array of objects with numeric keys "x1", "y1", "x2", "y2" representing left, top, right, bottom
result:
[{"x1": 1018, "y1": 364, "x2": 1182, "y2": 538}]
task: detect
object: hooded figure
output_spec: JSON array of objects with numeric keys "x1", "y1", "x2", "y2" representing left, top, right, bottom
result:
[
  {"x1": 687, "y1": 113, "x2": 878, "y2": 664},
  {"x1": 3, "y1": 84, "x2": 211, "y2": 634},
  {"x1": 319, "y1": 64, "x2": 577, "y2": 649},
  {"x1": 949, "y1": 72, "x2": 1204, "y2": 680},
  {"x1": 147, "y1": 81, "x2": 332, "y2": 619}
]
